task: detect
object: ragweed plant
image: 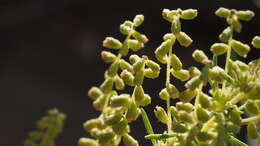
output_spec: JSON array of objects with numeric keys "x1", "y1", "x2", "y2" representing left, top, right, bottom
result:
[{"x1": 24, "y1": 109, "x2": 66, "y2": 146}]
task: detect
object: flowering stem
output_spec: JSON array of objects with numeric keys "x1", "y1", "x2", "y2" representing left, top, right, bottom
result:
[
  {"x1": 166, "y1": 45, "x2": 173, "y2": 133},
  {"x1": 242, "y1": 115, "x2": 260, "y2": 125}
]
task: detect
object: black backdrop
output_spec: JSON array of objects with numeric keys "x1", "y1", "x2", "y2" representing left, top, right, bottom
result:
[{"x1": 0, "y1": 0, "x2": 259, "y2": 145}]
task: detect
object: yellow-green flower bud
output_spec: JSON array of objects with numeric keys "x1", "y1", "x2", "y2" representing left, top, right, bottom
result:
[
  {"x1": 170, "y1": 106, "x2": 179, "y2": 120},
  {"x1": 247, "y1": 122, "x2": 259, "y2": 139},
  {"x1": 120, "y1": 70, "x2": 134, "y2": 86},
  {"x1": 100, "y1": 78, "x2": 114, "y2": 93},
  {"x1": 101, "y1": 51, "x2": 117, "y2": 63},
  {"x1": 252, "y1": 36, "x2": 260, "y2": 49},
  {"x1": 139, "y1": 94, "x2": 151, "y2": 107},
  {"x1": 179, "y1": 89, "x2": 197, "y2": 102},
  {"x1": 134, "y1": 70, "x2": 144, "y2": 86},
  {"x1": 133, "y1": 14, "x2": 144, "y2": 27},
  {"x1": 104, "y1": 111, "x2": 123, "y2": 125},
  {"x1": 172, "y1": 122, "x2": 188, "y2": 133},
  {"x1": 163, "y1": 33, "x2": 175, "y2": 41},
  {"x1": 234, "y1": 60, "x2": 249, "y2": 71},
  {"x1": 166, "y1": 83, "x2": 180, "y2": 98},
  {"x1": 89, "y1": 128, "x2": 99, "y2": 138},
  {"x1": 123, "y1": 134, "x2": 139, "y2": 146},
  {"x1": 226, "y1": 121, "x2": 240, "y2": 134},
  {"x1": 180, "y1": 9, "x2": 198, "y2": 20},
  {"x1": 119, "y1": 21, "x2": 133, "y2": 35},
  {"x1": 146, "y1": 60, "x2": 161, "y2": 72},
  {"x1": 83, "y1": 118, "x2": 100, "y2": 132},
  {"x1": 236, "y1": 10, "x2": 255, "y2": 21},
  {"x1": 127, "y1": 39, "x2": 144, "y2": 52},
  {"x1": 129, "y1": 54, "x2": 141, "y2": 64},
  {"x1": 197, "y1": 132, "x2": 214, "y2": 141},
  {"x1": 112, "y1": 118, "x2": 129, "y2": 135},
  {"x1": 192, "y1": 50, "x2": 210, "y2": 64},
  {"x1": 185, "y1": 76, "x2": 202, "y2": 90},
  {"x1": 155, "y1": 52, "x2": 168, "y2": 64},
  {"x1": 231, "y1": 18, "x2": 242, "y2": 33},
  {"x1": 159, "y1": 88, "x2": 170, "y2": 100},
  {"x1": 178, "y1": 110, "x2": 193, "y2": 123},
  {"x1": 219, "y1": 26, "x2": 232, "y2": 43},
  {"x1": 170, "y1": 54, "x2": 182, "y2": 71},
  {"x1": 186, "y1": 125, "x2": 199, "y2": 141},
  {"x1": 114, "y1": 76, "x2": 125, "y2": 90},
  {"x1": 97, "y1": 130, "x2": 115, "y2": 145},
  {"x1": 132, "y1": 31, "x2": 148, "y2": 44},
  {"x1": 119, "y1": 43, "x2": 129, "y2": 56},
  {"x1": 162, "y1": 9, "x2": 174, "y2": 22},
  {"x1": 154, "y1": 106, "x2": 169, "y2": 124},
  {"x1": 171, "y1": 18, "x2": 181, "y2": 34},
  {"x1": 176, "y1": 102, "x2": 194, "y2": 113},
  {"x1": 103, "y1": 37, "x2": 123, "y2": 49},
  {"x1": 229, "y1": 107, "x2": 242, "y2": 125},
  {"x1": 120, "y1": 59, "x2": 134, "y2": 73},
  {"x1": 133, "y1": 58, "x2": 145, "y2": 73},
  {"x1": 107, "y1": 60, "x2": 120, "y2": 77},
  {"x1": 188, "y1": 66, "x2": 201, "y2": 77},
  {"x1": 88, "y1": 87, "x2": 103, "y2": 100},
  {"x1": 93, "y1": 95, "x2": 107, "y2": 111},
  {"x1": 210, "y1": 43, "x2": 229, "y2": 55},
  {"x1": 110, "y1": 94, "x2": 130, "y2": 108},
  {"x1": 126, "y1": 99, "x2": 140, "y2": 122},
  {"x1": 134, "y1": 85, "x2": 145, "y2": 102},
  {"x1": 208, "y1": 66, "x2": 225, "y2": 81},
  {"x1": 176, "y1": 32, "x2": 193, "y2": 47},
  {"x1": 230, "y1": 40, "x2": 250, "y2": 57},
  {"x1": 245, "y1": 100, "x2": 259, "y2": 115},
  {"x1": 144, "y1": 68, "x2": 159, "y2": 79},
  {"x1": 198, "y1": 92, "x2": 212, "y2": 109},
  {"x1": 215, "y1": 7, "x2": 231, "y2": 18},
  {"x1": 196, "y1": 106, "x2": 210, "y2": 123},
  {"x1": 78, "y1": 138, "x2": 98, "y2": 146},
  {"x1": 171, "y1": 69, "x2": 190, "y2": 81},
  {"x1": 155, "y1": 40, "x2": 172, "y2": 57}
]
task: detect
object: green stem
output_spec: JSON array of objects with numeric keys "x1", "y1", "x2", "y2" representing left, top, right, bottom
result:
[
  {"x1": 166, "y1": 45, "x2": 173, "y2": 133},
  {"x1": 242, "y1": 115, "x2": 260, "y2": 125}
]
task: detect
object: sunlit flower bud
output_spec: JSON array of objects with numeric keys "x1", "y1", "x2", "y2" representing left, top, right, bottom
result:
[
  {"x1": 185, "y1": 76, "x2": 202, "y2": 90},
  {"x1": 120, "y1": 70, "x2": 134, "y2": 86},
  {"x1": 210, "y1": 43, "x2": 229, "y2": 55},
  {"x1": 159, "y1": 88, "x2": 170, "y2": 100},
  {"x1": 176, "y1": 102, "x2": 194, "y2": 113},
  {"x1": 230, "y1": 40, "x2": 250, "y2": 57},
  {"x1": 247, "y1": 122, "x2": 259, "y2": 139},
  {"x1": 180, "y1": 9, "x2": 198, "y2": 20},
  {"x1": 178, "y1": 110, "x2": 193, "y2": 123},
  {"x1": 123, "y1": 134, "x2": 139, "y2": 146},
  {"x1": 103, "y1": 37, "x2": 123, "y2": 49},
  {"x1": 219, "y1": 27, "x2": 232, "y2": 43},
  {"x1": 171, "y1": 18, "x2": 181, "y2": 34},
  {"x1": 133, "y1": 58, "x2": 145, "y2": 73},
  {"x1": 170, "y1": 106, "x2": 179, "y2": 120},
  {"x1": 120, "y1": 25, "x2": 132, "y2": 35},
  {"x1": 188, "y1": 66, "x2": 201, "y2": 77},
  {"x1": 234, "y1": 60, "x2": 249, "y2": 71},
  {"x1": 155, "y1": 40, "x2": 172, "y2": 57},
  {"x1": 133, "y1": 14, "x2": 144, "y2": 27},
  {"x1": 134, "y1": 85, "x2": 145, "y2": 102},
  {"x1": 192, "y1": 50, "x2": 210, "y2": 64},
  {"x1": 166, "y1": 83, "x2": 180, "y2": 98},
  {"x1": 179, "y1": 89, "x2": 197, "y2": 102},
  {"x1": 97, "y1": 130, "x2": 116, "y2": 145},
  {"x1": 126, "y1": 99, "x2": 140, "y2": 122},
  {"x1": 163, "y1": 33, "x2": 175, "y2": 41},
  {"x1": 112, "y1": 117, "x2": 129, "y2": 135},
  {"x1": 129, "y1": 54, "x2": 141, "y2": 64},
  {"x1": 146, "y1": 60, "x2": 161, "y2": 72},
  {"x1": 215, "y1": 7, "x2": 231, "y2": 18},
  {"x1": 120, "y1": 59, "x2": 134, "y2": 73},
  {"x1": 196, "y1": 106, "x2": 210, "y2": 123},
  {"x1": 172, "y1": 122, "x2": 188, "y2": 133},
  {"x1": 155, "y1": 52, "x2": 168, "y2": 64},
  {"x1": 236, "y1": 10, "x2": 255, "y2": 21},
  {"x1": 197, "y1": 132, "x2": 214, "y2": 141},
  {"x1": 231, "y1": 18, "x2": 242, "y2": 33},
  {"x1": 101, "y1": 51, "x2": 117, "y2": 63},
  {"x1": 89, "y1": 128, "x2": 99, "y2": 138},
  {"x1": 93, "y1": 95, "x2": 107, "y2": 111},
  {"x1": 83, "y1": 118, "x2": 100, "y2": 132},
  {"x1": 226, "y1": 121, "x2": 240, "y2": 134},
  {"x1": 252, "y1": 36, "x2": 260, "y2": 49},
  {"x1": 154, "y1": 106, "x2": 169, "y2": 124},
  {"x1": 245, "y1": 100, "x2": 259, "y2": 115},
  {"x1": 132, "y1": 31, "x2": 148, "y2": 43},
  {"x1": 208, "y1": 66, "x2": 224, "y2": 81},
  {"x1": 88, "y1": 87, "x2": 103, "y2": 100},
  {"x1": 176, "y1": 32, "x2": 193, "y2": 47},
  {"x1": 114, "y1": 76, "x2": 125, "y2": 90},
  {"x1": 198, "y1": 92, "x2": 212, "y2": 109},
  {"x1": 162, "y1": 9, "x2": 174, "y2": 22},
  {"x1": 110, "y1": 94, "x2": 130, "y2": 108},
  {"x1": 139, "y1": 94, "x2": 151, "y2": 107},
  {"x1": 171, "y1": 69, "x2": 190, "y2": 81},
  {"x1": 104, "y1": 111, "x2": 123, "y2": 125},
  {"x1": 107, "y1": 60, "x2": 120, "y2": 77},
  {"x1": 134, "y1": 70, "x2": 145, "y2": 86},
  {"x1": 78, "y1": 138, "x2": 98, "y2": 146},
  {"x1": 100, "y1": 78, "x2": 114, "y2": 93},
  {"x1": 127, "y1": 39, "x2": 144, "y2": 52},
  {"x1": 144, "y1": 68, "x2": 159, "y2": 79},
  {"x1": 170, "y1": 54, "x2": 182, "y2": 71}
]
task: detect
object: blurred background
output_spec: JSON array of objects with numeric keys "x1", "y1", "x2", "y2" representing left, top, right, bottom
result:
[{"x1": 0, "y1": 0, "x2": 259, "y2": 145}]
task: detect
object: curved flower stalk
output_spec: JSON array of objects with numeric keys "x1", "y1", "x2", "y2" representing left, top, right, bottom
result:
[
  {"x1": 79, "y1": 15, "x2": 161, "y2": 146},
  {"x1": 24, "y1": 109, "x2": 66, "y2": 146}
]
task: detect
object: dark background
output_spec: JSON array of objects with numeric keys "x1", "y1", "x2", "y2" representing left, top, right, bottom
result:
[{"x1": 0, "y1": 0, "x2": 259, "y2": 145}]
